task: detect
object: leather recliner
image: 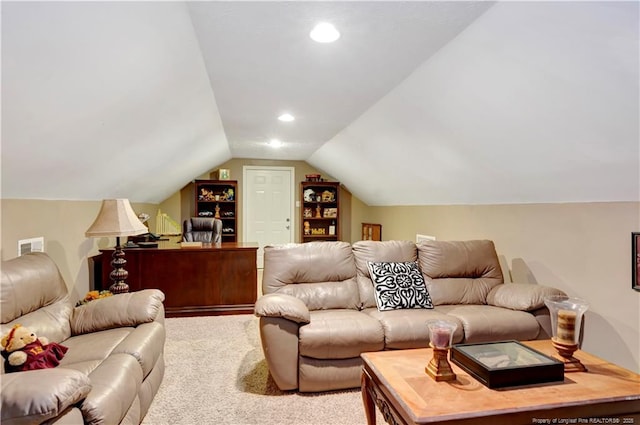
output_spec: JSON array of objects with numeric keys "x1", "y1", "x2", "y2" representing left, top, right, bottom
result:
[
  {"x1": 1, "y1": 252, "x2": 166, "y2": 424},
  {"x1": 183, "y1": 217, "x2": 222, "y2": 243}
]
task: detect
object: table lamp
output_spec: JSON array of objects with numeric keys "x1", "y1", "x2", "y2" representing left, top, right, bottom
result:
[{"x1": 86, "y1": 199, "x2": 148, "y2": 294}]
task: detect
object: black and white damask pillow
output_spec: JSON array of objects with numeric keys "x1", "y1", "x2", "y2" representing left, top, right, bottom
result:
[{"x1": 367, "y1": 261, "x2": 434, "y2": 311}]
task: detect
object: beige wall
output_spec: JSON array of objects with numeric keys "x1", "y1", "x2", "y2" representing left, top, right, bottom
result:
[
  {"x1": 1, "y1": 199, "x2": 158, "y2": 298},
  {"x1": 367, "y1": 201, "x2": 640, "y2": 372},
  {"x1": 3, "y1": 196, "x2": 638, "y2": 372},
  {"x1": 158, "y1": 191, "x2": 181, "y2": 230},
  {"x1": 160, "y1": 159, "x2": 361, "y2": 243}
]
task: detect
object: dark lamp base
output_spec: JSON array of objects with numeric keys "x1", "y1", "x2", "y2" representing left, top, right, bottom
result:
[
  {"x1": 109, "y1": 282, "x2": 130, "y2": 294},
  {"x1": 108, "y1": 239, "x2": 130, "y2": 294}
]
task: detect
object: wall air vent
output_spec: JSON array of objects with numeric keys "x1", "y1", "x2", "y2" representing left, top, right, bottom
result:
[
  {"x1": 416, "y1": 234, "x2": 436, "y2": 243},
  {"x1": 18, "y1": 237, "x2": 45, "y2": 256}
]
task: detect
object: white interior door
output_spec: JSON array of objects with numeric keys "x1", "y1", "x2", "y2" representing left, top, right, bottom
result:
[{"x1": 243, "y1": 166, "x2": 294, "y2": 268}]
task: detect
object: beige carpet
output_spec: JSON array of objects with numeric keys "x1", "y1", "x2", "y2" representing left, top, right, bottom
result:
[{"x1": 141, "y1": 314, "x2": 383, "y2": 425}]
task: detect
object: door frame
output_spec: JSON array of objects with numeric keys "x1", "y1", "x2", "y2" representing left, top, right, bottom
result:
[{"x1": 242, "y1": 165, "x2": 296, "y2": 246}]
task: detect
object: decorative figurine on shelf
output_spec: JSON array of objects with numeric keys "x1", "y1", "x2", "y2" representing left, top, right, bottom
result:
[
  {"x1": 304, "y1": 221, "x2": 311, "y2": 235},
  {"x1": 199, "y1": 188, "x2": 216, "y2": 201},
  {"x1": 224, "y1": 188, "x2": 234, "y2": 201},
  {"x1": 315, "y1": 204, "x2": 322, "y2": 218},
  {"x1": 322, "y1": 190, "x2": 335, "y2": 202},
  {"x1": 214, "y1": 204, "x2": 221, "y2": 219},
  {"x1": 304, "y1": 189, "x2": 315, "y2": 202},
  {"x1": 303, "y1": 207, "x2": 313, "y2": 218}
]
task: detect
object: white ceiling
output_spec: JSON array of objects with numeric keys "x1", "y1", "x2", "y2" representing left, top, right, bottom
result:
[
  {"x1": 1, "y1": 1, "x2": 638, "y2": 205},
  {"x1": 187, "y1": 1, "x2": 493, "y2": 160}
]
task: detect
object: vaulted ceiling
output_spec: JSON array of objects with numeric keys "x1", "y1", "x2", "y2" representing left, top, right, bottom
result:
[{"x1": 2, "y1": 1, "x2": 638, "y2": 205}]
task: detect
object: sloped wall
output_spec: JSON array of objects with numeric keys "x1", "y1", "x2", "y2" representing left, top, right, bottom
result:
[{"x1": 310, "y1": 1, "x2": 639, "y2": 206}]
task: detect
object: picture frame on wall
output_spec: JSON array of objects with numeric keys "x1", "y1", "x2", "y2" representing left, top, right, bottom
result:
[{"x1": 633, "y1": 232, "x2": 640, "y2": 291}]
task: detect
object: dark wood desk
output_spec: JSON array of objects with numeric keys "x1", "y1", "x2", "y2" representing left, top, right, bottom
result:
[{"x1": 93, "y1": 242, "x2": 258, "y2": 317}]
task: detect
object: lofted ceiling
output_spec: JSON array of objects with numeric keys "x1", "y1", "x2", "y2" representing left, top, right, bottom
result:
[{"x1": 1, "y1": 1, "x2": 638, "y2": 205}]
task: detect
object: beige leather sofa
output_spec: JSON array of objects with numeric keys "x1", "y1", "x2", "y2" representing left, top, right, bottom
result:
[
  {"x1": 255, "y1": 239, "x2": 565, "y2": 392},
  {"x1": 1, "y1": 252, "x2": 166, "y2": 425}
]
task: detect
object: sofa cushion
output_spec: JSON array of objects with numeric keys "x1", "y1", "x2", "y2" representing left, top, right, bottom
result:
[
  {"x1": 299, "y1": 310, "x2": 384, "y2": 359},
  {"x1": 1, "y1": 368, "x2": 91, "y2": 425},
  {"x1": 262, "y1": 242, "x2": 359, "y2": 310},
  {"x1": 1, "y1": 253, "x2": 69, "y2": 324},
  {"x1": 436, "y1": 305, "x2": 541, "y2": 343},
  {"x1": 0, "y1": 301, "x2": 73, "y2": 346},
  {"x1": 58, "y1": 328, "x2": 132, "y2": 375},
  {"x1": 79, "y1": 353, "x2": 143, "y2": 425},
  {"x1": 353, "y1": 240, "x2": 417, "y2": 309},
  {"x1": 1, "y1": 253, "x2": 73, "y2": 344},
  {"x1": 486, "y1": 283, "x2": 566, "y2": 311},
  {"x1": 367, "y1": 261, "x2": 433, "y2": 311},
  {"x1": 111, "y1": 321, "x2": 165, "y2": 379},
  {"x1": 277, "y1": 279, "x2": 360, "y2": 311},
  {"x1": 362, "y1": 307, "x2": 464, "y2": 349},
  {"x1": 417, "y1": 240, "x2": 503, "y2": 305}
]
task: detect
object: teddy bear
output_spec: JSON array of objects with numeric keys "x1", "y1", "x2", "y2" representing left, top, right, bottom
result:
[{"x1": 1, "y1": 324, "x2": 68, "y2": 372}]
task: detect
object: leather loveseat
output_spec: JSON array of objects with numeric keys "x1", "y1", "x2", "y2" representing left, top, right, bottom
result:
[
  {"x1": 254, "y1": 239, "x2": 565, "y2": 392},
  {"x1": 1, "y1": 252, "x2": 166, "y2": 425}
]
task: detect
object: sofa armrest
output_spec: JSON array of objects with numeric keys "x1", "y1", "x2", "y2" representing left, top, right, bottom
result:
[
  {"x1": 487, "y1": 283, "x2": 566, "y2": 311},
  {"x1": 1, "y1": 368, "x2": 91, "y2": 425},
  {"x1": 70, "y1": 289, "x2": 165, "y2": 335},
  {"x1": 258, "y1": 316, "x2": 301, "y2": 390},
  {"x1": 254, "y1": 293, "x2": 310, "y2": 324}
]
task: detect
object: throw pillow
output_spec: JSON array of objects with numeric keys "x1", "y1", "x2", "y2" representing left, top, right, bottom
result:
[{"x1": 367, "y1": 261, "x2": 434, "y2": 311}]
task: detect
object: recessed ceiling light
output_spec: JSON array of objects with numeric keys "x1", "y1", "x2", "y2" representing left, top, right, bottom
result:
[
  {"x1": 278, "y1": 113, "x2": 295, "y2": 122},
  {"x1": 310, "y1": 22, "x2": 340, "y2": 43},
  {"x1": 268, "y1": 139, "x2": 283, "y2": 148}
]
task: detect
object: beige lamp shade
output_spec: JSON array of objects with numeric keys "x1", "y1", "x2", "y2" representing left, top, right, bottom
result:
[{"x1": 85, "y1": 199, "x2": 148, "y2": 237}]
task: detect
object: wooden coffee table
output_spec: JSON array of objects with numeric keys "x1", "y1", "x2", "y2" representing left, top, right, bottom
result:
[{"x1": 361, "y1": 340, "x2": 640, "y2": 425}]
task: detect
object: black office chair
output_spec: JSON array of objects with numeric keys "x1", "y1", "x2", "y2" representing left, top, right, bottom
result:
[{"x1": 182, "y1": 217, "x2": 222, "y2": 243}]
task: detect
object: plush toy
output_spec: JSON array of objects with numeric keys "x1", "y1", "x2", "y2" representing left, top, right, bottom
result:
[{"x1": 1, "y1": 324, "x2": 68, "y2": 372}]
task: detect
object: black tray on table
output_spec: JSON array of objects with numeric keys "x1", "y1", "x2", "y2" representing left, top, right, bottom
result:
[{"x1": 450, "y1": 340, "x2": 564, "y2": 389}]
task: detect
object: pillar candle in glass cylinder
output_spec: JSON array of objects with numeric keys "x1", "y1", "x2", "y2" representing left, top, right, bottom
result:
[
  {"x1": 427, "y1": 320, "x2": 457, "y2": 349},
  {"x1": 544, "y1": 294, "x2": 589, "y2": 346},
  {"x1": 432, "y1": 328, "x2": 450, "y2": 348},
  {"x1": 544, "y1": 295, "x2": 590, "y2": 372},
  {"x1": 557, "y1": 309, "x2": 577, "y2": 344}
]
